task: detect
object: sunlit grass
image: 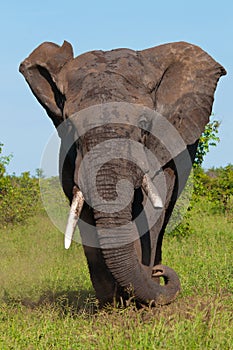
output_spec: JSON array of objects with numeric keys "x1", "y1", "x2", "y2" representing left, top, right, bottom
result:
[
  {"x1": 0, "y1": 205, "x2": 232, "y2": 349},
  {"x1": 1, "y1": 214, "x2": 92, "y2": 302}
]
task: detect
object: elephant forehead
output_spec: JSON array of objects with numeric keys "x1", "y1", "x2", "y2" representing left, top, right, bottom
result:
[
  {"x1": 58, "y1": 49, "x2": 154, "y2": 107},
  {"x1": 65, "y1": 51, "x2": 146, "y2": 83},
  {"x1": 69, "y1": 48, "x2": 140, "y2": 70},
  {"x1": 64, "y1": 73, "x2": 154, "y2": 114}
]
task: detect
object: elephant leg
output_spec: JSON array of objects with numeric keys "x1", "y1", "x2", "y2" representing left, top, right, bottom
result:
[
  {"x1": 79, "y1": 203, "x2": 124, "y2": 306},
  {"x1": 154, "y1": 166, "x2": 178, "y2": 266},
  {"x1": 132, "y1": 187, "x2": 151, "y2": 266}
]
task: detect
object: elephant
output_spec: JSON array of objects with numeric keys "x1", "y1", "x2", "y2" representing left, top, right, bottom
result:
[{"x1": 19, "y1": 40, "x2": 226, "y2": 306}]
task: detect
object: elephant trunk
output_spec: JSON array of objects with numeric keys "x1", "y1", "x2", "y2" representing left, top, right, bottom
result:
[
  {"x1": 87, "y1": 182, "x2": 180, "y2": 303},
  {"x1": 66, "y1": 182, "x2": 180, "y2": 304},
  {"x1": 97, "y1": 222, "x2": 180, "y2": 305}
]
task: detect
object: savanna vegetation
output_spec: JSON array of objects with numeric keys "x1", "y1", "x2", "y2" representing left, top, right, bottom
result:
[{"x1": 0, "y1": 121, "x2": 232, "y2": 349}]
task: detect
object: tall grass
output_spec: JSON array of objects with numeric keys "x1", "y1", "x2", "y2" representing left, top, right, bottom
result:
[{"x1": 0, "y1": 204, "x2": 232, "y2": 349}]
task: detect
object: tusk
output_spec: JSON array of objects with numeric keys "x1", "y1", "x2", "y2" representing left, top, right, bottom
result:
[
  {"x1": 64, "y1": 186, "x2": 84, "y2": 249},
  {"x1": 142, "y1": 175, "x2": 163, "y2": 209}
]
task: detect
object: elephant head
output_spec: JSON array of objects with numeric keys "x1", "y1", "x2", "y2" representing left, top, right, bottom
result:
[{"x1": 19, "y1": 41, "x2": 226, "y2": 306}]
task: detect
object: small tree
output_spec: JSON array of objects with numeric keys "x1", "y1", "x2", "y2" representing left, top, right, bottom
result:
[
  {"x1": 194, "y1": 119, "x2": 220, "y2": 168},
  {"x1": 193, "y1": 118, "x2": 220, "y2": 198},
  {"x1": 209, "y1": 165, "x2": 233, "y2": 214},
  {"x1": 0, "y1": 143, "x2": 42, "y2": 226},
  {"x1": 0, "y1": 143, "x2": 12, "y2": 177},
  {"x1": 168, "y1": 117, "x2": 221, "y2": 236},
  {"x1": 35, "y1": 168, "x2": 45, "y2": 179}
]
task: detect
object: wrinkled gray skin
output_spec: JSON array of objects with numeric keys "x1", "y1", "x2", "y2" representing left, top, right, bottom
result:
[{"x1": 20, "y1": 41, "x2": 226, "y2": 306}]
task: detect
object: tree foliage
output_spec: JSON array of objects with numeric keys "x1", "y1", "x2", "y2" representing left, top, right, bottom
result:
[
  {"x1": 194, "y1": 119, "x2": 220, "y2": 168},
  {"x1": 0, "y1": 144, "x2": 42, "y2": 226},
  {"x1": 194, "y1": 165, "x2": 233, "y2": 214},
  {"x1": 0, "y1": 143, "x2": 12, "y2": 177},
  {"x1": 169, "y1": 118, "x2": 233, "y2": 236}
]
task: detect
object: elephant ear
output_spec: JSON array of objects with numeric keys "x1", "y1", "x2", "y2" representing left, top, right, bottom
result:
[
  {"x1": 140, "y1": 42, "x2": 226, "y2": 164},
  {"x1": 19, "y1": 41, "x2": 73, "y2": 127}
]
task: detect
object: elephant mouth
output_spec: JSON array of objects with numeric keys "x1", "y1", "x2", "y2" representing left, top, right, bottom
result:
[{"x1": 64, "y1": 174, "x2": 163, "y2": 250}]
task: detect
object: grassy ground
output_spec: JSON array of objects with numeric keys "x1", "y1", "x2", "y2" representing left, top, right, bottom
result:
[{"x1": 0, "y1": 203, "x2": 232, "y2": 349}]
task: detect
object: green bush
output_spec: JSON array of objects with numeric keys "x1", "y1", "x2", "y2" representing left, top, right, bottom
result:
[
  {"x1": 168, "y1": 118, "x2": 232, "y2": 237},
  {"x1": 205, "y1": 165, "x2": 233, "y2": 214},
  {"x1": 0, "y1": 172, "x2": 42, "y2": 226},
  {"x1": 194, "y1": 119, "x2": 220, "y2": 168},
  {"x1": 0, "y1": 144, "x2": 42, "y2": 226},
  {"x1": 169, "y1": 164, "x2": 233, "y2": 237}
]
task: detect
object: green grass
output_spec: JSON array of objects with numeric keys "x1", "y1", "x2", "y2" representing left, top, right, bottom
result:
[{"x1": 0, "y1": 204, "x2": 232, "y2": 349}]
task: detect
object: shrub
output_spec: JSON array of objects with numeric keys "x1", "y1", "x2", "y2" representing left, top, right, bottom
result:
[
  {"x1": 207, "y1": 165, "x2": 233, "y2": 214},
  {"x1": 194, "y1": 119, "x2": 220, "y2": 168},
  {"x1": 168, "y1": 118, "x2": 233, "y2": 236},
  {"x1": 0, "y1": 144, "x2": 42, "y2": 226}
]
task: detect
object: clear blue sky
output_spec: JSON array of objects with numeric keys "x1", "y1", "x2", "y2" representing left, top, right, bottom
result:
[{"x1": 1, "y1": 0, "x2": 232, "y2": 175}]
